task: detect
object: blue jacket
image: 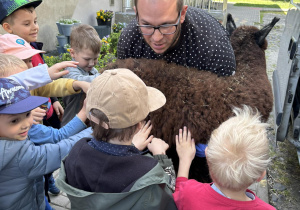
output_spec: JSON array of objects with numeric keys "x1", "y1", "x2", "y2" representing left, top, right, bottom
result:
[
  {"x1": 8, "y1": 64, "x2": 52, "y2": 91},
  {"x1": 0, "y1": 127, "x2": 92, "y2": 210},
  {"x1": 29, "y1": 115, "x2": 86, "y2": 144}
]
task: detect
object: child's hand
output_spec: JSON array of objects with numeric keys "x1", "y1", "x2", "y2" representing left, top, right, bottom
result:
[
  {"x1": 31, "y1": 107, "x2": 46, "y2": 124},
  {"x1": 147, "y1": 138, "x2": 169, "y2": 155},
  {"x1": 176, "y1": 126, "x2": 196, "y2": 164},
  {"x1": 72, "y1": 81, "x2": 90, "y2": 93},
  {"x1": 53, "y1": 101, "x2": 64, "y2": 121},
  {"x1": 77, "y1": 98, "x2": 87, "y2": 123},
  {"x1": 132, "y1": 120, "x2": 153, "y2": 150},
  {"x1": 48, "y1": 61, "x2": 79, "y2": 80}
]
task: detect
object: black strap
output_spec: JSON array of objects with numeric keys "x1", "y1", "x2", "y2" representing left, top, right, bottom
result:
[{"x1": 44, "y1": 173, "x2": 51, "y2": 203}]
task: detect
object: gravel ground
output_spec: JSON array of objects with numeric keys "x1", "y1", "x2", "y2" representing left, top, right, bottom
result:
[{"x1": 262, "y1": 12, "x2": 300, "y2": 210}]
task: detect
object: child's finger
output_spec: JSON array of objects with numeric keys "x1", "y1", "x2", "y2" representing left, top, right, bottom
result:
[
  {"x1": 178, "y1": 129, "x2": 183, "y2": 143},
  {"x1": 187, "y1": 129, "x2": 191, "y2": 143},
  {"x1": 60, "y1": 61, "x2": 79, "y2": 68},
  {"x1": 55, "y1": 107, "x2": 60, "y2": 116},
  {"x1": 145, "y1": 135, "x2": 154, "y2": 144},
  {"x1": 183, "y1": 126, "x2": 187, "y2": 141},
  {"x1": 145, "y1": 124, "x2": 152, "y2": 134},
  {"x1": 56, "y1": 70, "x2": 69, "y2": 77}
]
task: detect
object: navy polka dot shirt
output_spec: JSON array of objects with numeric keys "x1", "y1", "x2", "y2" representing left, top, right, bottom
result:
[{"x1": 117, "y1": 7, "x2": 236, "y2": 76}]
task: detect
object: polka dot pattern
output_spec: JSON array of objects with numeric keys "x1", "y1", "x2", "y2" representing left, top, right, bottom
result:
[
  {"x1": 88, "y1": 138, "x2": 143, "y2": 157},
  {"x1": 117, "y1": 7, "x2": 236, "y2": 76}
]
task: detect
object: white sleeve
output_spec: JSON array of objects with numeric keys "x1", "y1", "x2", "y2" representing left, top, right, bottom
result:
[{"x1": 8, "y1": 64, "x2": 52, "y2": 91}]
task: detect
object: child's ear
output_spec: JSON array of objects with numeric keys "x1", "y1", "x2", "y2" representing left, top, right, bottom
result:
[
  {"x1": 2, "y1": 22, "x2": 13, "y2": 33},
  {"x1": 257, "y1": 170, "x2": 266, "y2": 182},
  {"x1": 69, "y1": 48, "x2": 75, "y2": 58}
]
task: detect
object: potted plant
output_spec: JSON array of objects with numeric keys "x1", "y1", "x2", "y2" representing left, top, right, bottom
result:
[
  {"x1": 56, "y1": 21, "x2": 64, "y2": 34},
  {"x1": 59, "y1": 19, "x2": 74, "y2": 36},
  {"x1": 96, "y1": 10, "x2": 113, "y2": 26},
  {"x1": 112, "y1": 22, "x2": 126, "y2": 33},
  {"x1": 56, "y1": 34, "x2": 68, "y2": 47},
  {"x1": 56, "y1": 45, "x2": 65, "y2": 55},
  {"x1": 64, "y1": 43, "x2": 71, "y2": 54},
  {"x1": 72, "y1": 19, "x2": 81, "y2": 26}
]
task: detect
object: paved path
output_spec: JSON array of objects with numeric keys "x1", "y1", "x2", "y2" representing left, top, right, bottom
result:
[
  {"x1": 49, "y1": 4, "x2": 279, "y2": 209},
  {"x1": 227, "y1": 3, "x2": 261, "y2": 26}
]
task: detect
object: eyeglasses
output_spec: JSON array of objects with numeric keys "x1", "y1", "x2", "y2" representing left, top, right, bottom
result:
[{"x1": 137, "y1": 11, "x2": 181, "y2": 36}]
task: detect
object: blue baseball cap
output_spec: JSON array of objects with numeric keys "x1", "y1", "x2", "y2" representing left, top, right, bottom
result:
[
  {"x1": 0, "y1": 78, "x2": 48, "y2": 114},
  {"x1": 0, "y1": 0, "x2": 42, "y2": 24}
]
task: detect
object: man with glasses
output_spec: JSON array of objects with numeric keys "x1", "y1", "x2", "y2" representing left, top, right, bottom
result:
[{"x1": 117, "y1": 0, "x2": 236, "y2": 77}]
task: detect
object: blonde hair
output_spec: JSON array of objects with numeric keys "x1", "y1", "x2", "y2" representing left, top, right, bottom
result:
[
  {"x1": 70, "y1": 24, "x2": 101, "y2": 54},
  {"x1": 206, "y1": 105, "x2": 270, "y2": 191},
  {"x1": 0, "y1": 54, "x2": 27, "y2": 78}
]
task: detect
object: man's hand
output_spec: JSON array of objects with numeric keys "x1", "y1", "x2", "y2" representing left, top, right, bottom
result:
[
  {"x1": 48, "y1": 61, "x2": 79, "y2": 80},
  {"x1": 176, "y1": 126, "x2": 195, "y2": 178},
  {"x1": 31, "y1": 107, "x2": 46, "y2": 124},
  {"x1": 147, "y1": 138, "x2": 169, "y2": 155},
  {"x1": 52, "y1": 101, "x2": 64, "y2": 121},
  {"x1": 132, "y1": 120, "x2": 153, "y2": 151},
  {"x1": 72, "y1": 81, "x2": 91, "y2": 93}
]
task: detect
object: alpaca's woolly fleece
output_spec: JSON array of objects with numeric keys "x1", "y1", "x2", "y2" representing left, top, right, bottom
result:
[{"x1": 107, "y1": 24, "x2": 273, "y2": 147}]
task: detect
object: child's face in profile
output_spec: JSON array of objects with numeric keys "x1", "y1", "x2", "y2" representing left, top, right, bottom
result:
[
  {"x1": 6, "y1": 8, "x2": 39, "y2": 43},
  {"x1": 70, "y1": 48, "x2": 99, "y2": 72},
  {"x1": 23, "y1": 57, "x2": 33, "y2": 69},
  {"x1": 0, "y1": 111, "x2": 33, "y2": 140}
]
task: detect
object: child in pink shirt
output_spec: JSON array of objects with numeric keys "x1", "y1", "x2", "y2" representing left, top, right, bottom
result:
[{"x1": 173, "y1": 105, "x2": 276, "y2": 210}]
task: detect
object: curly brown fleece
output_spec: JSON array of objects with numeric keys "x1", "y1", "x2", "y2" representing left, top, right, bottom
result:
[{"x1": 105, "y1": 25, "x2": 273, "y2": 148}]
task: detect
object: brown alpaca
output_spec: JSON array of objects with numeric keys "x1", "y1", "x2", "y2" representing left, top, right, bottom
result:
[{"x1": 106, "y1": 16, "x2": 279, "y2": 181}]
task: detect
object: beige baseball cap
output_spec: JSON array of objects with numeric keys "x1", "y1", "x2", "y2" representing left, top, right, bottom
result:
[
  {"x1": 0, "y1": 34, "x2": 45, "y2": 59},
  {"x1": 86, "y1": 68, "x2": 166, "y2": 129}
]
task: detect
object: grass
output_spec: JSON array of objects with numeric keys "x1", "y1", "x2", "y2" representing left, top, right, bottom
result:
[{"x1": 228, "y1": 0, "x2": 300, "y2": 10}]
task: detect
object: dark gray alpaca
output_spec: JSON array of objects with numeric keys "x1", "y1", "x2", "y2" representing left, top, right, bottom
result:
[{"x1": 106, "y1": 15, "x2": 279, "y2": 182}]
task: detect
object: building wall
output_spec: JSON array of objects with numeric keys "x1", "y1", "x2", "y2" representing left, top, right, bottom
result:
[{"x1": 0, "y1": 0, "x2": 123, "y2": 51}]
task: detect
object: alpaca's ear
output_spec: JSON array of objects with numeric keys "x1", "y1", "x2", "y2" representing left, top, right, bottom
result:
[
  {"x1": 254, "y1": 17, "x2": 280, "y2": 47},
  {"x1": 226, "y1": 13, "x2": 236, "y2": 36}
]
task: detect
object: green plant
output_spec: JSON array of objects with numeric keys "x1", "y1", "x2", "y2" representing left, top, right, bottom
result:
[
  {"x1": 64, "y1": 43, "x2": 71, "y2": 49},
  {"x1": 44, "y1": 53, "x2": 71, "y2": 67},
  {"x1": 99, "y1": 32, "x2": 121, "y2": 57},
  {"x1": 112, "y1": 22, "x2": 126, "y2": 33},
  {"x1": 59, "y1": 19, "x2": 74, "y2": 24},
  {"x1": 96, "y1": 10, "x2": 113, "y2": 22},
  {"x1": 95, "y1": 53, "x2": 117, "y2": 70},
  {"x1": 109, "y1": 32, "x2": 121, "y2": 55},
  {"x1": 72, "y1": 19, "x2": 81, "y2": 23},
  {"x1": 228, "y1": 0, "x2": 291, "y2": 9}
]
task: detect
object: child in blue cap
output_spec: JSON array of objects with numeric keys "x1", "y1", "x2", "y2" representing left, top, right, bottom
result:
[{"x1": 0, "y1": 78, "x2": 89, "y2": 210}]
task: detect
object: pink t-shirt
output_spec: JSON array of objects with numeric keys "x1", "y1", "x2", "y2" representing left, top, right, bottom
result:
[{"x1": 173, "y1": 177, "x2": 276, "y2": 210}]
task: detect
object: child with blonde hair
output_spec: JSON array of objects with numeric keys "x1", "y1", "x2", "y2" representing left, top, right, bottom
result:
[{"x1": 173, "y1": 105, "x2": 275, "y2": 209}]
